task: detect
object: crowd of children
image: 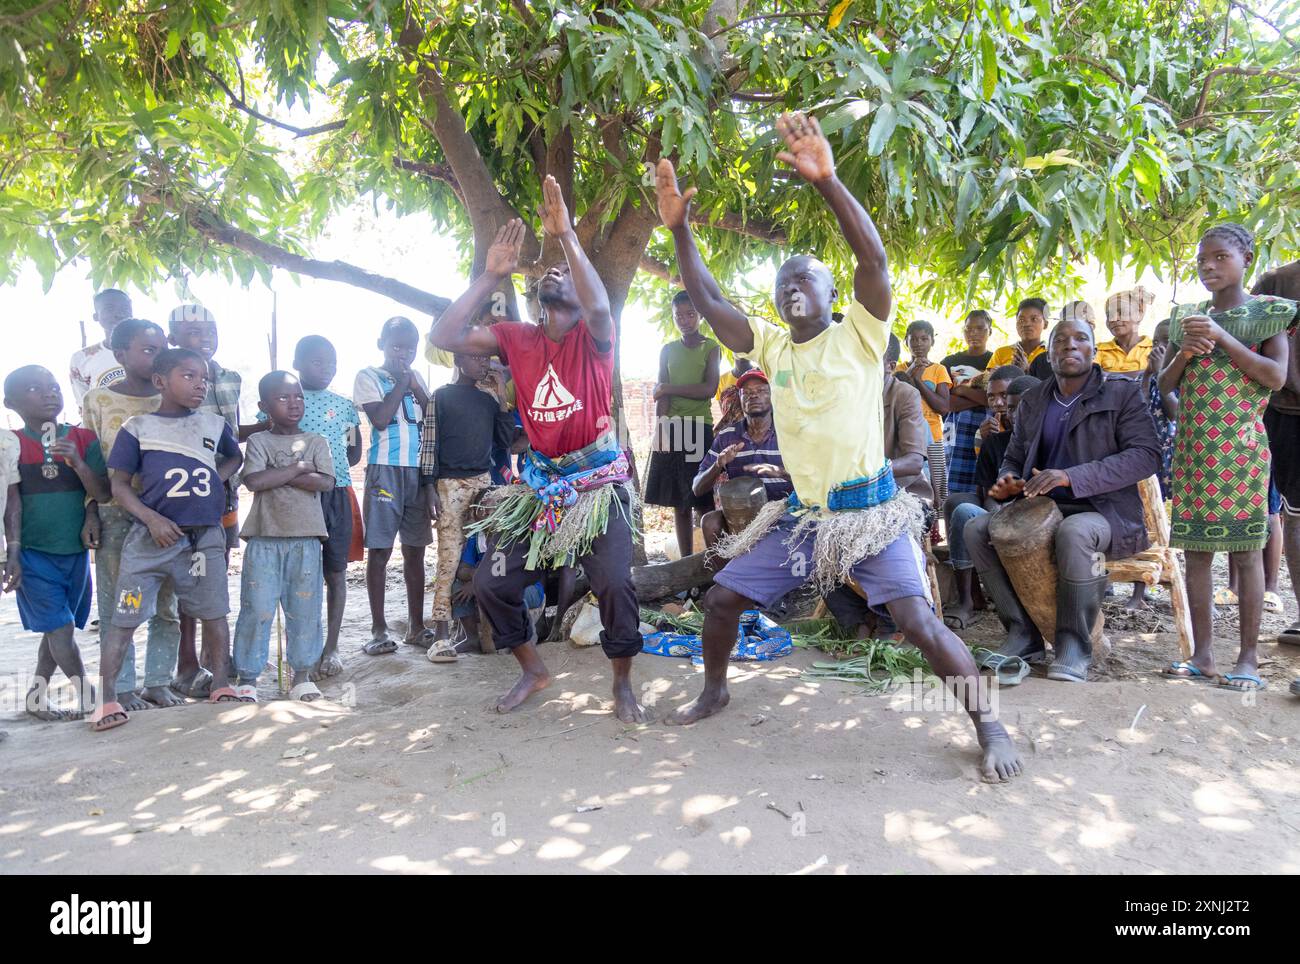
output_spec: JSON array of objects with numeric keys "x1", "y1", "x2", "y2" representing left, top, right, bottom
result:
[{"x1": 2, "y1": 292, "x2": 530, "y2": 732}]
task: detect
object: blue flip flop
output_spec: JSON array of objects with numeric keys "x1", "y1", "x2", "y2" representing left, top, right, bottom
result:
[
  {"x1": 1161, "y1": 660, "x2": 1213, "y2": 682},
  {"x1": 1217, "y1": 673, "x2": 1266, "y2": 692}
]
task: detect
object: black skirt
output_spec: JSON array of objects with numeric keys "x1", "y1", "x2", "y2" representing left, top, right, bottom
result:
[{"x1": 644, "y1": 419, "x2": 715, "y2": 512}]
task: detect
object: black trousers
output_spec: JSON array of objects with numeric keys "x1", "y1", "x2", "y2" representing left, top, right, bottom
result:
[{"x1": 473, "y1": 486, "x2": 641, "y2": 659}]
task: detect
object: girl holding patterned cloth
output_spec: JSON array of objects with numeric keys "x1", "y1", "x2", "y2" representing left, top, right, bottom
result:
[{"x1": 1159, "y1": 224, "x2": 1296, "y2": 692}]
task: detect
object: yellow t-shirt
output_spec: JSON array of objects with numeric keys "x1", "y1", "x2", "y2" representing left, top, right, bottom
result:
[
  {"x1": 1095, "y1": 336, "x2": 1153, "y2": 374},
  {"x1": 82, "y1": 388, "x2": 162, "y2": 506},
  {"x1": 716, "y1": 369, "x2": 738, "y2": 400},
  {"x1": 425, "y1": 342, "x2": 456, "y2": 368},
  {"x1": 895, "y1": 361, "x2": 952, "y2": 442},
  {"x1": 987, "y1": 343, "x2": 1045, "y2": 370},
  {"x1": 741, "y1": 300, "x2": 887, "y2": 508}
]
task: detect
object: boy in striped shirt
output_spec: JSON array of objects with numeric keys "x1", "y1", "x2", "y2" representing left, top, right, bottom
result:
[{"x1": 353, "y1": 317, "x2": 435, "y2": 655}]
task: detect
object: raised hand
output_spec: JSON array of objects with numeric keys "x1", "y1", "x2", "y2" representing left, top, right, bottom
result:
[
  {"x1": 485, "y1": 219, "x2": 525, "y2": 277},
  {"x1": 538, "y1": 175, "x2": 572, "y2": 238},
  {"x1": 655, "y1": 158, "x2": 697, "y2": 230},
  {"x1": 775, "y1": 112, "x2": 835, "y2": 183}
]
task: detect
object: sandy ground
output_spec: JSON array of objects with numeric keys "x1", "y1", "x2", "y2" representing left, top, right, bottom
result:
[{"x1": 1, "y1": 546, "x2": 1298, "y2": 875}]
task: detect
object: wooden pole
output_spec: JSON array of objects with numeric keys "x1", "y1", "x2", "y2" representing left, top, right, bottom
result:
[{"x1": 268, "y1": 289, "x2": 278, "y2": 370}]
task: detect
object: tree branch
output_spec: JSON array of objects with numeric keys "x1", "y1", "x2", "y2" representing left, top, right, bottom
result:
[
  {"x1": 689, "y1": 210, "x2": 788, "y2": 245},
  {"x1": 0, "y1": 0, "x2": 63, "y2": 28},
  {"x1": 1057, "y1": 55, "x2": 1175, "y2": 113},
  {"x1": 730, "y1": 90, "x2": 786, "y2": 102},
  {"x1": 639, "y1": 255, "x2": 680, "y2": 284},
  {"x1": 1188, "y1": 65, "x2": 1300, "y2": 123},
  {"x1": 144, "y1": 187, "x2": 451, "y2": 316},
  {"x1": 201, "y1": 66, "x2": 345, "y2": 138},
  {"x1": 706, "y1": 10, "x2": 829, "y2": 39},
  {"x1": 393, "y1": 157, "x2": 464, "y2": 203},
  {"x1": 398, "y1": 18, "x2": 535, "y2": 276}
]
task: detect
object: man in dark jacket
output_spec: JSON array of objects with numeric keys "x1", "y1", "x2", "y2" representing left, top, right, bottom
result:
[{"x1": 965, "y1": 317, "x2": 1161, "y2": 682}]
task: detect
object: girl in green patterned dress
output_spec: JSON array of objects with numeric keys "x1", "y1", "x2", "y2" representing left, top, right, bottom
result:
[{"x1": 1159, "y1": 224, "x2": 1296, "y2": 691}]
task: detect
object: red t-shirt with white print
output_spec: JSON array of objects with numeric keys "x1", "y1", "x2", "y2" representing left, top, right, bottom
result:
[{"x1": 492, "y1": 320, "x2": 613, "y2": 459}]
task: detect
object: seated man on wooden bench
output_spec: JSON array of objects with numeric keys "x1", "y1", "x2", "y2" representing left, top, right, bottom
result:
[{"x1": 964, "y1": 317, "x2": 1161, "y2": 682}]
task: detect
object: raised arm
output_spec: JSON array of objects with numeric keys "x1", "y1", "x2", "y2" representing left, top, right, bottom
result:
[
  {"x1": 429, "y1": 221, "x2": 523, "y2": 356},
  {"x1": 775, "y1": 112, "x2": 890, "y2": 320},
  {"x1": 539, "y1": 176, "x2": 612, "y2": 346},
  {"x1": 656, "y1": 159, "x2": 753, "y2": 354}
]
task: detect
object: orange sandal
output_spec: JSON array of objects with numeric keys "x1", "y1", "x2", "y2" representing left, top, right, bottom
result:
[{"x1": 89, "y1": 702, "x2": 128, "y2": 733}]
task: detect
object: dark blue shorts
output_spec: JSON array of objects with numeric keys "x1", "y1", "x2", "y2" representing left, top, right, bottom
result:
[
  {"x1": 15, "y1": 548, "x2": 92, "y2": 633},
  {"x1": 713, "y1": 514, "x2": 930, "y2": 616}
]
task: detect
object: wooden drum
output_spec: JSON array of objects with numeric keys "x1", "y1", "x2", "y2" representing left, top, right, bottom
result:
[{"x1": 718, "y1": 476, "x2": 769, "y2": 532}]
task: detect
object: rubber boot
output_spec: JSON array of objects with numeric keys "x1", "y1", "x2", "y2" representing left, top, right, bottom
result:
[
  {"x1": 976, "y1": 568, "x2": 1045, "y2": 661},
  {"x1": 1049, "y1": 575, "x2": 1107, "y2": 682}
]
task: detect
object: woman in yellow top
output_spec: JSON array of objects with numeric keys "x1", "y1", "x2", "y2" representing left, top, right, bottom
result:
[
  {"x1": 1097, "y1": 286, "x2": 1157, "y2": 374},
  {"x1": 895, "y1": 320, "x2": 951, "y2": 442},
  {"x1": 986, "y1": 297, "x2": 1048, "y2": 370}
]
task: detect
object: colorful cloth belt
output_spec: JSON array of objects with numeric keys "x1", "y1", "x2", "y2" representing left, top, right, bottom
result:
[
  {"x1": 518, "y1": 431, "x2": 630, "y2": 533},
  {"x1": 788, "y1": 461, "x2": 897, "y2": 513}
]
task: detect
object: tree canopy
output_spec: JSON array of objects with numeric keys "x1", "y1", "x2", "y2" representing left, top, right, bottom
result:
[{"x1": 3, "y1": 0, "x2": 1298, "y2": 328}]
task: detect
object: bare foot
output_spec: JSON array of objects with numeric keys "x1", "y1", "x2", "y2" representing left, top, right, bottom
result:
[
  {"x1": 25, "y1": 704, "x2": 75, "y2": 722},
  {"x1": 311, "y1": 652, "x2": 344, "y2": 681},
  {"x1": 141, "y1": 685, "x2": 185, "y2": 708},
  {"x1": 976, "y1": 721, "x2": 1023, "y2": 782},
  {"x1": 664, "y1": 685, "x2": 730, "y2": 725},
  {"x1": 613, "y1": 680, "x2": 653, "y2": 723},
  {"x1": 119, "y1": 690, "x2": 150, "y2": 712},
  {"x1": 495, "y1": 669, "x2": 551, "y2": 713},
  {"x1": 403, "y1": 629, "x2": 433, "y2": 650},
  {"x1": 171, "y1": 668, "x2": 212, "y2": 698}
]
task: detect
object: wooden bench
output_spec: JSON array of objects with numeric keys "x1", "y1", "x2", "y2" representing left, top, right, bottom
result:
[{"x1": 1104, "y1": 475, "x2": 1193, "y2": 660}]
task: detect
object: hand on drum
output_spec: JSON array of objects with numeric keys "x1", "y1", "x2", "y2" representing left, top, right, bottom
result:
[
  {"x1": 1023, "y1": 468, "x2": 1071, "y2": 497},
  {"x1": 988, "y1": 473, "x2": 1025, "y2": 500}
]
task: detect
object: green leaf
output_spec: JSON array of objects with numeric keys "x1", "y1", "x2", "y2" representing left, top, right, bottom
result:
[
  {"x1": 956, "y1": 171, "x2": 979, "y2": 232},
  {"x1": 980, "y1": 34, "x2": 998, "y2": 101},
  {"x1": 866, "y1": 102, "x2": 896, "y2": 155},
  {"x1": 163, "y1": 30, "x2": 182, "y2": 60}
]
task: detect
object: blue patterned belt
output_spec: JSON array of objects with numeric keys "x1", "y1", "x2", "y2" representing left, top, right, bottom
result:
[{"x1": 788, "y1": 461, "x2": 897, "y2": 513}]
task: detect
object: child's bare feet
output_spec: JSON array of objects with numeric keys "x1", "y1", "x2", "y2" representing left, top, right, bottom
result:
[
  {"x1": 311, "y1": 652, "x2": 344, "y2": 680},
  {"x1": 118, "y1": 690, "x2": 150, "y2": 712},
  {"x1": 141, "y1": 685, "x2": 185, "y2": 708}
]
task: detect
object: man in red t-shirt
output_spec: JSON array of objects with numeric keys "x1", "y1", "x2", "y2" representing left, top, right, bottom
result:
[{"x1": 431, "y1": 177, "x2": 648, "y2": 723}]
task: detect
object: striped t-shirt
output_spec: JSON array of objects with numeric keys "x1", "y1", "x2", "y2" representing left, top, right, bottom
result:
[
  {"x1": 697, "y1": 421, "x2": 793, "y2": 504},
  {"x1": 353, "y1": 366, "x2": 428, "y2": 468}
]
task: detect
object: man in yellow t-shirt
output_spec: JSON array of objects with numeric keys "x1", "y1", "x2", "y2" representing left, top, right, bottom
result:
[
  {"x1": 654, "y1": 110, "x2": 1022, "y2": 783},
  {"x1": 986, "y1": 297, "x2": 1048, "y2": 370}
]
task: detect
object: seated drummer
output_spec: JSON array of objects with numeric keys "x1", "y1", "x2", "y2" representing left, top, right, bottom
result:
[
  {"x1": 825, "y1": 333, "x2": 934, "y2": 638},
  {"x1": 692, "y1": 368, "x2": 792, "y2": 562},
  {"x1": 963, "y1": 317, "x2": 1161, "y2": 682}
]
